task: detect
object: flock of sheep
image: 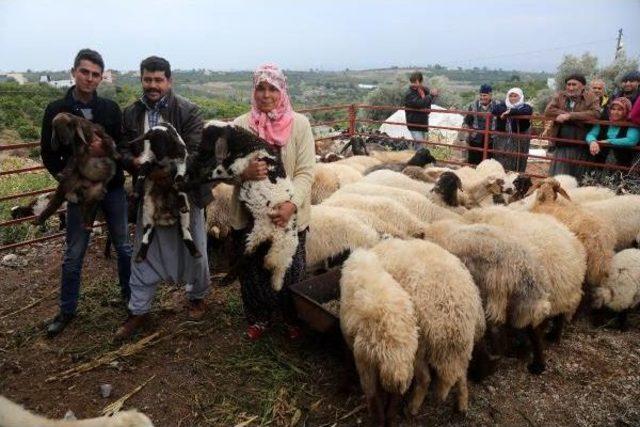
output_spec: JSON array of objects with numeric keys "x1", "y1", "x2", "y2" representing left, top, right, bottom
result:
[{"x1": 207, "y1": 139, "x2": 640, "y2": 425}]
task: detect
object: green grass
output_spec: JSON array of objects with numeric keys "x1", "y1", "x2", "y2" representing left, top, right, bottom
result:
[{"x1": 0, "y1": 157, "x2": 57, "y2": 244}]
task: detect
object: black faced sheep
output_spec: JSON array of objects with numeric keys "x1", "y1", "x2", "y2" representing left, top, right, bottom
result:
[
  {"x1": 200, "y1": 122, "x2": 298, "y2": 292},
  {"x1": 129, "y1": 123, "x2": 200, "y2": 262},
  {"x1": 34, "y1": 113, "x2": 119, "y2": 229}
]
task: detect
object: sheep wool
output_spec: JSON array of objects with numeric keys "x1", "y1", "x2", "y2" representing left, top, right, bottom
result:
[
  {"x1": 370, "y1": 238, "x2": 485, "y2": 414},
  {"x1": 205, "y1": 183, "x2": 234, "y2": 239},
  {"x1": 0, "y1": 395, "x2": 154, "y2": 427},
  {"x1": 592, "y1": 248, "x2": 640, "y2": 312},
  {"x1": 306, "y1": 205, "x2": 380, "y2": 269},
  {"x1": 583, "y1": 195, "x2": 640, "y2": 250},
  {"x1": 340, "y1": 249, "x2": 419, "y2": 397},
  {"x1": 464, "y1": 206, "x2": 586, "y2": 321},
  {"x1": 360, "y1": 169, "x2": 433, "y2": 195},
  {"x1": 423, "y1": 219, "x2": 551, "y2": 328}
]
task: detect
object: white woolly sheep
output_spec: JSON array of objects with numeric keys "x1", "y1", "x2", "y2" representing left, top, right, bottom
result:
[
  {"x1": 306, "y1": 205, "x2": 380, "y2": 271},
  {"x1": 592, "y1": 248, "x2": 640, "y2": 330},
  {"x1": 311, "y1": 162, "x2": 362, "y2": 204},
  {"x1": 334, "y1": 155, "x2": 382, "y2": 173},
  {"x1": 552, "y1": 174, "x2": 579, "y2": 190},
  {"x1": 319, "y1": 206, "x2": 409, "y2": 238},
  {"x1": 527, "y1": 179, "x2": 616, "y2": 288},
  {"x1": 582, "y1": 195, "x2": 640, "y2": 250},
  {"x1": 464, "y1": 206, "x2": 586, "y2": 352},
  {"x1": 360, "y1": 169, "x2": 433, "y2": 195},
  {"x1": 322, "y1": 192, "x2": 426, "y2": 237},
  {"x1": 205, "y1": 183, "x2": 234, "y2": 240},
  {"x1": 0, "y1": 395, "x2": 153, "y2": 427},
  {"x1": 337, "y1": 182, "x2": 462, "y2": 223},
  {"x1": 369, "y1": 150, "x2": 416, "y2": 163},
  {"x1": 422, "y1": 219, "x2": 552, "y2": 373},
  {"x1": 340, "y1": 249, "x2": 419, "y2": 426},
  {"x1": 475, "y1": 158, "x2": 506, "y2": 180},
  {"x1": 370, "y1": 238, "x2": 485, "y2": 415}
]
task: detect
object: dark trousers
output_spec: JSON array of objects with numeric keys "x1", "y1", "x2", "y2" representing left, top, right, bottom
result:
[
  {"x1": 467, "y1": 133, "x2": 492, "y2": 165},
  {"x1": 60, "y1": 186, "x2": 132, "y2": 314},
  {"x1": 235, "y1": 228, "x2": 307, "y2": 325}
]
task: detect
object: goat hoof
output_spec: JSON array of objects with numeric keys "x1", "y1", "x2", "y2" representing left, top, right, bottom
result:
[{"x1": 527, "y1": 361, "x2": 545, "y2": 375}]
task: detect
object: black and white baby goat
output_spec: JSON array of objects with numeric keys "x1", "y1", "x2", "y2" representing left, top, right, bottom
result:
[
  {"x1": 130, "y1": 123, "x2": 200, "y2": 262},
  {"x1": 197, "y1": 121, "x2": 298, "y2": 292}
]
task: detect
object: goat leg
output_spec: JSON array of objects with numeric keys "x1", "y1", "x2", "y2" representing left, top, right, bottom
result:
[
  {"x1": 34, "y1": 185, "x2": 67, "y2": 225},
  {"x1": 135, "y1": 193, "x2": 156, "y2": 262},
  {"x1": 178, "y1": 204, "x2": 201, "y2": 258}
]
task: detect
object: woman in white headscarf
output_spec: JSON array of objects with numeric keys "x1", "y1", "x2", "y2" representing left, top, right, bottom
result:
[{"x1": 491, "y1": 87, "x2": 534, "y2": 172}]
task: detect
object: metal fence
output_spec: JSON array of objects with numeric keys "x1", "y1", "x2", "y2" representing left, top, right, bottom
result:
[{"x1": 1, "y1": 103, "x2": 638, "y2": 252}]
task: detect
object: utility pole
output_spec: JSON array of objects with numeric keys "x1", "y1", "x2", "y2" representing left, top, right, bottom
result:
[{"x1": 615, "y1": 28, "x2": 624, "y2": 60}]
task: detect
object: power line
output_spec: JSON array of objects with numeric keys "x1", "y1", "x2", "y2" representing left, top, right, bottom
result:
[{"x1": 437, "y1": 38, "x2": 617, "y2": 67}]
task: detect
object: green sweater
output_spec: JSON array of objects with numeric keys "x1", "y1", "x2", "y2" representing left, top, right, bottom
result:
[{"x1": 586, "y1": 125, "x2": 640, "y2": 147}]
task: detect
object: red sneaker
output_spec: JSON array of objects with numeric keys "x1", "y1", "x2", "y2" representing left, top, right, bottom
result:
[
  {"x1": 287, "y1": 324, "x2": 303, "y2": 341},
  {"x1": 246, "y1": 323, "x2": 268, "y2": 341}
]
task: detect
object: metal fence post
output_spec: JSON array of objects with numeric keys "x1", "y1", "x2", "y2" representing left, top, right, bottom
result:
[{"x1": 348, "y1": 104, "x2": 357, "y2": 137}]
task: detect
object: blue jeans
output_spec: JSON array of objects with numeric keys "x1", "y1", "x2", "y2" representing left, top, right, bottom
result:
[{"x1": 59, "y1": 186, "x2": 132, "y2": 314}]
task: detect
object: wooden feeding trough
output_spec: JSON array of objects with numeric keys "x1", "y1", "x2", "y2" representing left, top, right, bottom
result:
[{"x1": 290, "y1": 268, "x2": 341, "y2": 333}]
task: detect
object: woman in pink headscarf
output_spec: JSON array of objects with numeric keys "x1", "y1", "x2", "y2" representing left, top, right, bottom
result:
[{"x1": 229, "y1": 63, "x2": 316, "y2": 341}]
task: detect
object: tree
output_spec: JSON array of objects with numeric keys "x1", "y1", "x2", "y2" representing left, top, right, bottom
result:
[
  {"x1": 554, "y1": 53, "x2": 598, "y2": 89},
  {"x1": 597, "y1": 51, "x2": 639, "y2": 93}
]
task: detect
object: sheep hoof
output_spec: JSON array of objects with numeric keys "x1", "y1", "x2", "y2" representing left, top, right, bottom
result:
[{"x1": 527, "y1": 361, "x2": 545, "y2": 375}]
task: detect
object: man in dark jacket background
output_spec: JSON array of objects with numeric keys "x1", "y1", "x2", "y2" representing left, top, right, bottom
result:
[
  {"x1": 404, "y1": 71, "x2": 438, "y2": 149},
  {"x1": 462, "y1": 84, "x2": 498, "y2": 165},
  {"x1": 40, "y1": 49, "x2": 132, "y2": 337},
  {"x1": 116, "y1": 56, "x2": 210, "y2": 340}
]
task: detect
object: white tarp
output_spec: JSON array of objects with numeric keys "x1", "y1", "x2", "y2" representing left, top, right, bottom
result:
[{"x1": 379, "y1": 105, "x2": 464, "y2": 144}]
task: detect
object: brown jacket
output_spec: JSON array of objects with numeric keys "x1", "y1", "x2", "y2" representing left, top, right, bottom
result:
[
  {"x1": 544, "y1": 90, "x2": 599, "y2": 143},
  {"x1": 121, "y1": 90, "x2": 212, "y2": 208}
]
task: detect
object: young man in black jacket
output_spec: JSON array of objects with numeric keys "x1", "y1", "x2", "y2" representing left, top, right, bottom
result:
[
  {"x1": 40, "y1": 49, "x2": 132, "y2": 337},
  {"x1": 404, "y1": 71, "x2": 438, "y2": 148}
]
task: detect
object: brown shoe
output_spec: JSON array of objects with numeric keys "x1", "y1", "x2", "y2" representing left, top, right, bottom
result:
[
  {"x1": 114, "y1": 314, "x2": 148, "y2": 342},
  {"x1": 187, "y1": 299, "x2": 206, "y2": 320}
]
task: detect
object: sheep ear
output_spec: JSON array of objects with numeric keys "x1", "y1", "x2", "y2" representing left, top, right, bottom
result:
[
  {"x1": 75, "y1": 120, "x2": 89, "y2": 145},
  {"x1": 524, "y1": 181, "x2": 542, "y2": 197}
]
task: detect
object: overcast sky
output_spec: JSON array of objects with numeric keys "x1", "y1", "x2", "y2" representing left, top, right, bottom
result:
[{"x1": 1, "y1": 0, "x2": 638, "y2": 73}]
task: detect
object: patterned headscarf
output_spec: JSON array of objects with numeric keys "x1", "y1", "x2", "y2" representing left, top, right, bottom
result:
[
  {"x1": 250, "y1": 63, "x2": 294, "y2": 147},
  {"x1": 505, "y1": 87, "x2": 525, "y2": 109},
  {"x1": 610, "y1": 97, "x2": 632, "y2": 118}
]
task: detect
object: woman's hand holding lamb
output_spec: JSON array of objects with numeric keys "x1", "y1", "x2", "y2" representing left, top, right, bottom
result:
[
  {"x1": 269, "y1": 201, "x2": 296, "y2": 227},
  {"x1": 241, "y1": 159, "x2": 268, "y2": 181}
]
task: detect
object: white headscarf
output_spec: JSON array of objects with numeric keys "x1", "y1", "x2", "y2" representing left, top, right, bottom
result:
[{"x1": 505, "y1": 87, "x2": 524, "y2": 109}]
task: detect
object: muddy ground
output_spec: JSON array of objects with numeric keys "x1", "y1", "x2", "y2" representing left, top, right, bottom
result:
[{"x1": 1, "y1": 235, "x2": 639, "y2": 427}]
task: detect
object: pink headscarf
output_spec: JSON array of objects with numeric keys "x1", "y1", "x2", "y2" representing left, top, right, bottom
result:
[{"x1": 250, "y1": 63, "x2": 294, "y2": 147}]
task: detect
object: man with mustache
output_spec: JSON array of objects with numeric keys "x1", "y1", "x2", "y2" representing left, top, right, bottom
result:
[{"x1": 117, "y1": 56, "x2": 210, "y2": 340}]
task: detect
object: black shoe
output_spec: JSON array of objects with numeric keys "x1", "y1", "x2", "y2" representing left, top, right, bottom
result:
[{"x1": 46, "y1": 312, "x2": 75, "y2": 338}]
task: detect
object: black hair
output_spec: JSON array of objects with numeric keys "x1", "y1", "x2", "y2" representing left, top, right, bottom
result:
[
  {"x1": 73, "y1": 49, "x2": 104, "y2": 72},
  {"x1": 409, "y1": 72, "x2": 423, "y2": 83},
  {"x1": 140, "y1": 56, "x2": 171, "y2": 79}
]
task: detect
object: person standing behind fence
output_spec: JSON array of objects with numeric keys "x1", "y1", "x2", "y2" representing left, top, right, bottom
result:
[
  {"x1": 491, "y1": 88, "x2": 533, "y2": 173},
  {"x1": 463, "y1": 84, "x2": 497, "y2": 165},
  {"x1": 589, "y1": 79, "x2": 610, "y2": 119},
  {"x1": 614, "y1": 71, "x2": 640, "y2": 107},
  {"x1": 115, "y1": 56, "x2": 210, "y2": 341},
  {"x1": 545, "y1": 73, "x2": 599, "y2": 179},
  {"x1": 40, "y1": 49, "x2": 132, "y2": 338},
  {"x1": 404, "y1": 71, "x2": 438, "y2": 149},
  {"x1": 586, "y1": 97, "x2": 640, "y2": 174}
]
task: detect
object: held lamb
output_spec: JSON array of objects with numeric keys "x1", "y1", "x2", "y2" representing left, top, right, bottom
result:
[
  {"x1": 35, "y1": 112, "x2": 119, "y2": 229},
  {"x1": 202, "y1": 122, "x2": 299, "y2": 291},
  {"x1": 128, "y1": 123, "x2": 200, "y2": 262}
]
